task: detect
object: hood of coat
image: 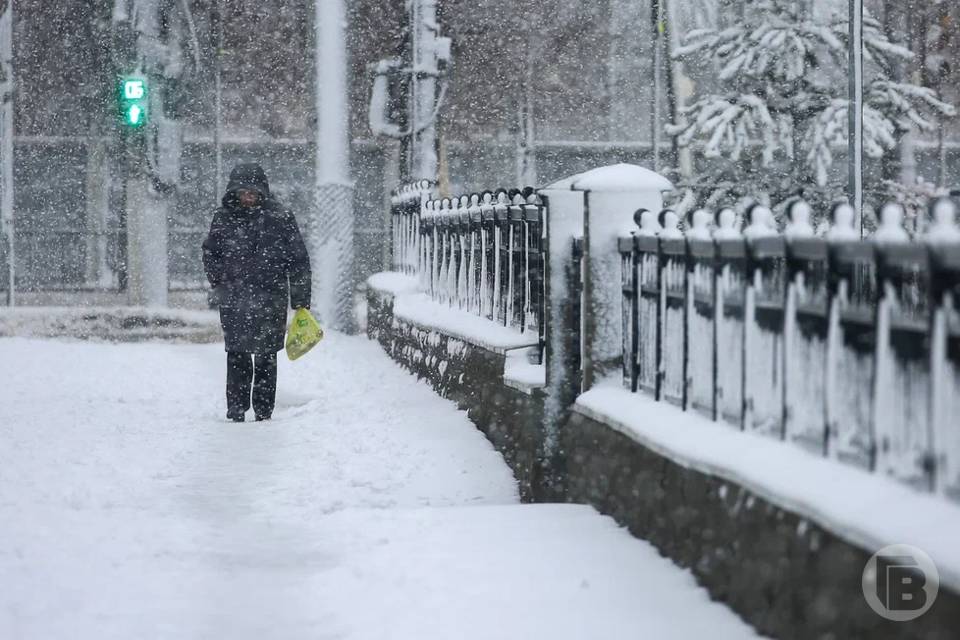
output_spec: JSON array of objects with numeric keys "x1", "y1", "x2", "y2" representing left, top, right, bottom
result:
[{"x1": 223, "y1": 163, "x2": 272, "y2": 208}]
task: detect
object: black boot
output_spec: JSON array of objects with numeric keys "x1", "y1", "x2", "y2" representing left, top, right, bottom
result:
[
  {"x1": 252, "y1": 353, "x2": 278, "y2": 419},
  {"x1": 226, "y1": 352, "x2": 253, "y2": 421}
]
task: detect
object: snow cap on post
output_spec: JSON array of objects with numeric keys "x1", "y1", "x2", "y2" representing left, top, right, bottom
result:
[
  {"x1": 714, "y1": 208, "x2": 741, "y2": 240},
  {"x1": 686, "y1": 209, "x2": 713, "y2": 240},
  {"x1": 826, "y1": 202, "x2": 858, "y2": 241},
  {"x1": 659, "y1": 209, "x2": 682, "y2": 238},
  {"x1": 925, "y1": 197, "x2": 960, "y2": 244},
  {"x1": 874, "y1": 202, "x2": 909, "y2": 243},
  {"x1": 571, "y1": 163, "x2": 674, "y2": 238},
  {"x1": 570, "y1": 163, "x2": 674, "y2": 193},
  {"x1": 743, "y1": 203, "x2": 777, "y2": 239},
  {"x1": 784, "y1": 199, "x2": 815, "y2": 239},
  {"x1": 635, "y1": 209, "x2": 662, "y2": 237}
]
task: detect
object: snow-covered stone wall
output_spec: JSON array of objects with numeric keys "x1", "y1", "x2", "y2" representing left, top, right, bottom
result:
[{"x1": 368, "y1": 273, "x2": 960, "y2": 640}]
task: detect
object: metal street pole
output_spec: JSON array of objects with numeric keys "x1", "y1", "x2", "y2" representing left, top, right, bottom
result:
[
  {"x1": 114, "y1": 2, "x2": 171, "y2": 308},
  {"x1": 1, "y1": 0, "x2": 14, "y2": 306},
  {"x1": 847, "y1": 0, "x2": 863, "y2": 236},
  {"x1": 213, "y1": 0, "x2": 223, "y2": 194},
  {"x1": 313, "y1": 0, "x2": 356, "y2": 332},
  {"x1": 411, "y1": 0, "x2": 439, "y2": 181},
  {"x1": 651, "y1": 0, "x2": 662, "y2": 172}
]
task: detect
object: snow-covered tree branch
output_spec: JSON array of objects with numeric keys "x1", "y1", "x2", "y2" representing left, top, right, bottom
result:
[{"x1": 667, "y1": 0, "x2": 956, "y2": 219}]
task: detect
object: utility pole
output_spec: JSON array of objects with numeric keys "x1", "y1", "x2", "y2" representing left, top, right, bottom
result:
[
  {"x1": 213, "y1": 0, "x2": 223, "y2": 194},
  {"x1": 651, "y1": 0, "x2": 663, "y2": 171},
  {"x1": 516, "y1": 48, "x2": 537, "y2": 187},
  {"x1": 0, "y1": 0, "x2": 14, "y2": 306},
  {"x1": 410, "y1": 0, "x2": 440, "y2": 181},
  {"x1": 313, "y1": 0, "x2": 356, "y2": 332},
  {"x1": 368, "y1": 0, "x2": 449, "y2": 182},
  {"x1": 847, "y1": 0, "x2": 864, "y2": 236}
]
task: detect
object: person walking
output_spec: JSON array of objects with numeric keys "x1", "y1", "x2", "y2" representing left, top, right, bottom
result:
[{"x1": 202, "y1": 163, "x2": 311, "y2": 422}]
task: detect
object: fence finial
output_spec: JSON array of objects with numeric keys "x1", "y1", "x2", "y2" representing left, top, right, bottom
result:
[
  {"x1": 825, "y1": 202, "x2": 857, "y2": 241},
  {"x1": 714, "y1": 208, "x2": 741, "y2": 239},
  {"x1": 635, "y1": 208, "x2": 661, "y2": 236},
  {"x1": 784, "y1": 200, "x2": 815, "y2": 239},
  {"x1": 874, "y1": 202, "x2": 909, "y2": 243},
  {"x1": 686, "y1": 209, "x2": 712, "y2": 240},
  {"x1": 925, "y1": 196, "x2": 960, "y2": 244},
  {"x1": 743, "y1": 203, "x2": 777, "y2": 239},
  {"x1": 633, "y1": 208, "x2": 647, "y2": 228},
  {"x1": 658, "y1": 209, "x2": 682, "y2": 238}
]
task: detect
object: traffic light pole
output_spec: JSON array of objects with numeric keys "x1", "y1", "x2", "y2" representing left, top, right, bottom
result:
[
  {"x1": 116, "y1": 75, "x2": 168, "y2": 308},
  {"x1": 111, "y1": 5, "x2": 174, "y2": 308},
  {"x1": 122, "y1": 130, "x2": 144, "y2": 303},
  {"x1": 117, "y1": 131, "x2": 129, "y2": 292}
]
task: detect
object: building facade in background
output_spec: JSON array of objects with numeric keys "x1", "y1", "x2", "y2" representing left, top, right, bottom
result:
[{"x1": 0, "y1": 0, "x2": 955, "y2": 301}]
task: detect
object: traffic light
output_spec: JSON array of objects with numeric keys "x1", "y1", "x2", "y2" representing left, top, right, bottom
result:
[{"x1": 118, "y1": 77, "x2": 148, "y2": 128}]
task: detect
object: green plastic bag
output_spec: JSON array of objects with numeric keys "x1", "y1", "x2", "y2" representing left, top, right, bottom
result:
[{"x1": 285, "y1": 308, "x2": 324, "y2": 361}]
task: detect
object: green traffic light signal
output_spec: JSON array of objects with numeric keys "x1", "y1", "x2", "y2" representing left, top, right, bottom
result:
[
  {"x1": 119, "y1": 77, "x2": 148, "y2": 128},
  {"x1": 126, "y1": 104, "x2": 143, "y2": 126}
]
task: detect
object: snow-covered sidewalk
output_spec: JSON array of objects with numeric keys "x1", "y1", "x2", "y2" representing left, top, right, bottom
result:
[{"x1": 0, "y1": 333, "x2": 759, "y2": 639}]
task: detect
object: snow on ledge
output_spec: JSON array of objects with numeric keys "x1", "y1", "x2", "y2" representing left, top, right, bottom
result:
[
  {"x1": 575, "y1": 383, "x2": 960, "y2": 593},
  {"x1": 503, "y1": 347, "x2": 546, "y2": 394},
  {"x1": 368, "y1": 272, "x2": 538, "y2": 353},
  {"x1": 570, "y1": 163, "x2": 674, "y2": 193},
  {"x1": 366, "y1": 272, "x2": 422, "y2": 297},
  {"x1": 393, "y1": 294, "x2": 538, "y2": 353}
]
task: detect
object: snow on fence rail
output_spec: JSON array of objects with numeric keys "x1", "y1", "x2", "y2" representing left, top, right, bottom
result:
[{"x1": 390, "y1": 175, "x2": 960, "y2": 502}]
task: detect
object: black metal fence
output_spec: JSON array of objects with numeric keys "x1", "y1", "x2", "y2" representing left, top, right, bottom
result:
[
  {"x1": 617, "y1": 220, "x2": 960, "y2": 499},
  {"x1": 392, "y1": 177, "x2": 960, "y2": 502},
  {"x1": 390, "y1": 182, "x2": 546, "y2": 352}
]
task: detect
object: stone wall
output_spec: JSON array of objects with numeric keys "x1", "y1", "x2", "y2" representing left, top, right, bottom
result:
[
  {"x1": 563, "y1": 410, "x2": 960, "y2": 640},
  {"x1": 367, "y1": 283, "x2": 960, "y2": 640},
  {"x1": 367, "y1": 289, "x2": 548, "y2": 500}
]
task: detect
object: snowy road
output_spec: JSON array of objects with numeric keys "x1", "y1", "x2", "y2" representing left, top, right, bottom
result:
[{"x1": 0, "y1": 333, "x2": 759, "y2": 639}]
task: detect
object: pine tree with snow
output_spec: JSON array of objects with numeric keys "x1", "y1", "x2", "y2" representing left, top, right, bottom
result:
[{"x1": 666, "y1": 0, "x2": 955, "y2": 219}]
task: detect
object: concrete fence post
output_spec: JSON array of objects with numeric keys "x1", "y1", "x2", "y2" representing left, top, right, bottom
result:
[{"x1": 570, "y1": 164, "x2": 673, "y2": 392}]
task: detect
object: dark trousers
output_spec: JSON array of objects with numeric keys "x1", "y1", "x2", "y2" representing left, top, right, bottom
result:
[{"x1": 226, "y1": 352, "x2": 278, "y2": 418}]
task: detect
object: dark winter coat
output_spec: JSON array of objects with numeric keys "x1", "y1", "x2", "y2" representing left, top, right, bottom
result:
[{"x1": 202, "y1": 164, "x2": 311, "y2": 354}]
